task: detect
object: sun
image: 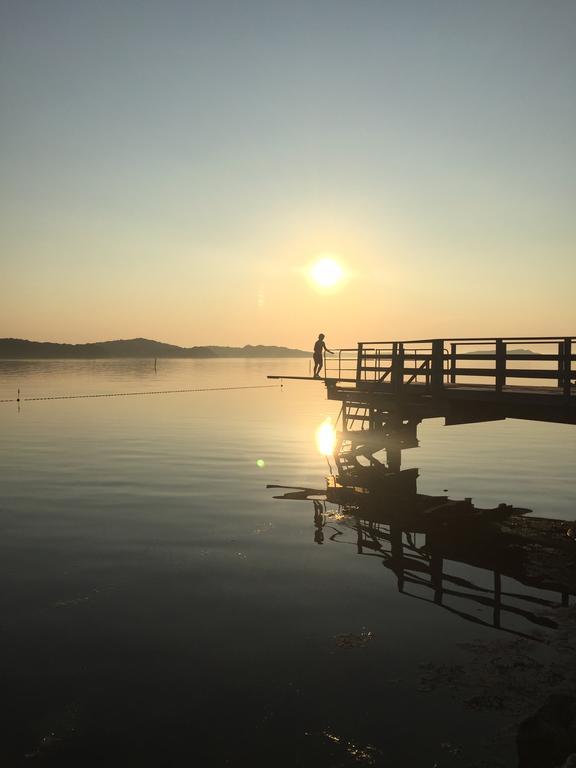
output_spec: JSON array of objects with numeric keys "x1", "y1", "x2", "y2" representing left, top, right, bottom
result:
[{"x1": 309, "y1": 256, "x2": 344, "y2": 289}]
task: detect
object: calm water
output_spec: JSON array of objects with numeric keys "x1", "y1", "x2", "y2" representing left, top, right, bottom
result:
[{"x1": 1, "y1": 360, "x2": 575, "y2": 766}]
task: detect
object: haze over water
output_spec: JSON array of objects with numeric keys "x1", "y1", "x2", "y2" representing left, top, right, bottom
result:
[{"x1": 1, "y1": 360, "x2": 574, "y2": 765}]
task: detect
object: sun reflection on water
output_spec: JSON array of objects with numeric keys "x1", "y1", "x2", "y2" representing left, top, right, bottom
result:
[{"x1": 316, "y1": 417, "x2": 336, "y2": 456}]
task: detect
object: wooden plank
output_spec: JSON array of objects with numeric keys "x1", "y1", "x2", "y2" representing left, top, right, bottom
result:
[
  {"x1": 438, "y1": 367, "x2": 560, "y2": 379},
  {"x1": 359, "y1": 364, "x2": 543, "y2": 378},
  {"x1": 363, "y1": 353, "x2": 576, "y2": 363},
  {"x1": 450, "y1": 353, "x2": 567, "y2": 361}
]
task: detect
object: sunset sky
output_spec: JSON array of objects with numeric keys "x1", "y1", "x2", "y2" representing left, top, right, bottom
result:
[{"x1": 1, "y1": 0, "x2": 575, "y2": 349}]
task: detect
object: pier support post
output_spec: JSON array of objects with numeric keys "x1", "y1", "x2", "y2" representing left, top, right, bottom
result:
[
  {"x1": 431, "y1": 339, "x2": 444, "y2": 393},
  {"x1": 566, "y1": 338, "x2": 573, "y2": 399},
  {"x1": 495, "y1": 339, "x2": 506, "y2": 393},
  {"x1": 391, "y1": 342, "x2": 405, "y2": 392},
  {"x1": 449, "y1": 343, "x2": 457, "y2": 384},
  {"x1": 560, "y1": 338, "x2": 572, "y2": 399}
]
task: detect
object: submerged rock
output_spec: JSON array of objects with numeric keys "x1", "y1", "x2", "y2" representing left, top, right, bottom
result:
[
  {"x1": 517, "y1": 694, "x2": 576, "y2": 768},
  {"x1": 334, "y1": 631, "x2": 373, "y2": 649}
]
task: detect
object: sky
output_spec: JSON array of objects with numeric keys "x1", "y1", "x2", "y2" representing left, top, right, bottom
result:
[{"x1": 1, "y1": 0, "x2": 575, "y2": 349}]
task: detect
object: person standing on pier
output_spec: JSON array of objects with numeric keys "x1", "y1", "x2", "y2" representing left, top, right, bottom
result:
[{"x1": 313, "y1": 333, "x2": 334, "y2": 378}]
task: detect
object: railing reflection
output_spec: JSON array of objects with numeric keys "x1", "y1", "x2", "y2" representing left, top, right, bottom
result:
[{"x1": 271, "y1": 409, "x2": 576, "y2": 640}]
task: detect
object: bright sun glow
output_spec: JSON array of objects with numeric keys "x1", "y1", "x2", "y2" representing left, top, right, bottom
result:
[
  {"x1": 309, "y1": 257, "x2": 344, "y2": 288},
  {"x1": 316, "y1": 417, "x2": 337, "y2": 456}
]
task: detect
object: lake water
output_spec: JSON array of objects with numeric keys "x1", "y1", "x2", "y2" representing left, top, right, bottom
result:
[{"x1": 1, "y1": 359, "x2": 575, "y2": 766}]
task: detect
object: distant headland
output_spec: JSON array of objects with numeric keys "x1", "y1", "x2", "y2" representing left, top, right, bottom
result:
[{"x1": 0, "y1": 338, "x2": 310, "y2": 359}]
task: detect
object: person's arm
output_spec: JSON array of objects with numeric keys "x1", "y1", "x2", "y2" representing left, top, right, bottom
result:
[{"x1": 324, "y1": 343, "x2": 334, "y2": 355}]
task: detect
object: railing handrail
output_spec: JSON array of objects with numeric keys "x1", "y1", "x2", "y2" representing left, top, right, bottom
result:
[{"x1": 358, "y1": 335, "x2": 575, "y2": 345}]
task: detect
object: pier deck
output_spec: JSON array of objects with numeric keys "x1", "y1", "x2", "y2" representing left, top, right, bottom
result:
[{"x1": 269, "y1": 335, "x2": 576, "y2": 424}]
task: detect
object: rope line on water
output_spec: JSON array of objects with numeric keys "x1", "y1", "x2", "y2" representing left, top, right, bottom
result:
[{"x1": 0, "y1": 383, "x2": 283, "y2": 404}]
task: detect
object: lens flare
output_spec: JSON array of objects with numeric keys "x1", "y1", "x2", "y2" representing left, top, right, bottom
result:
[{"x1": 316, "y1": 417, "x2": 336, "y2": 456}]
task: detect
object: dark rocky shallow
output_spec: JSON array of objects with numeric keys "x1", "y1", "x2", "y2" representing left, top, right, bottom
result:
[{"x1": 416, "y1": 605, "x2": 576, "y2": 767}]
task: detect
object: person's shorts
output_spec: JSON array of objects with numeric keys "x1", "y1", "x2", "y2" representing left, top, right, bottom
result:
[{"x1": 313, "y1": 355, "x2": 323, "y2": 364}]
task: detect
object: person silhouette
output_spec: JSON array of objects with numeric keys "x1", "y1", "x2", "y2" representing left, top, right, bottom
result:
[{"x1": 313, "y1": 333, "x2": 334, "y2": 378}]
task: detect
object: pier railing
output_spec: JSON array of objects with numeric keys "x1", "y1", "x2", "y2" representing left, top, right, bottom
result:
[{"x1": 324, "y1": 336, "x2": 575, "y2": 398}]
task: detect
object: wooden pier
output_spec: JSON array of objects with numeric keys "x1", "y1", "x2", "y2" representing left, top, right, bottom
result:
[{"x1": 269, "y1": 335, "x2": 576, "y2": 425}]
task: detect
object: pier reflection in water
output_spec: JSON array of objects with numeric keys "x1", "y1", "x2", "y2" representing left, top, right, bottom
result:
[{"x1": 271, "y1": 403, "x2": 576, "y2": 641}]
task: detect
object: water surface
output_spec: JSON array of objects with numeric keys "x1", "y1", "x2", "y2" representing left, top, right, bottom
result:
[{"x1": 1, "y1": 360, "x2": 575, "y2": 766}]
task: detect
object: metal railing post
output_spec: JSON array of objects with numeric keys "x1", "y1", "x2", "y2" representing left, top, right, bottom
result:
[
  {"x1": 450, "y1": 343, "x2": 457, "y2": 384},
  {"x1": 356, "y1": 343, "x2": 364, "y2": 384},
  {"x1": 390, "y1": 343, "x2": 397, "y2": 389}
]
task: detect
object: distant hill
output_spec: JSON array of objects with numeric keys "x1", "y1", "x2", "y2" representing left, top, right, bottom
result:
[
  {"x1": 463, "y1": 348, "x2": 540, "y2": 355},
  {"x1": 0, "y1": 338, "x2": 310, "y2": 359},
  {"x1": 205, "y1": 344, "x2": 310, "y2": 358}
]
